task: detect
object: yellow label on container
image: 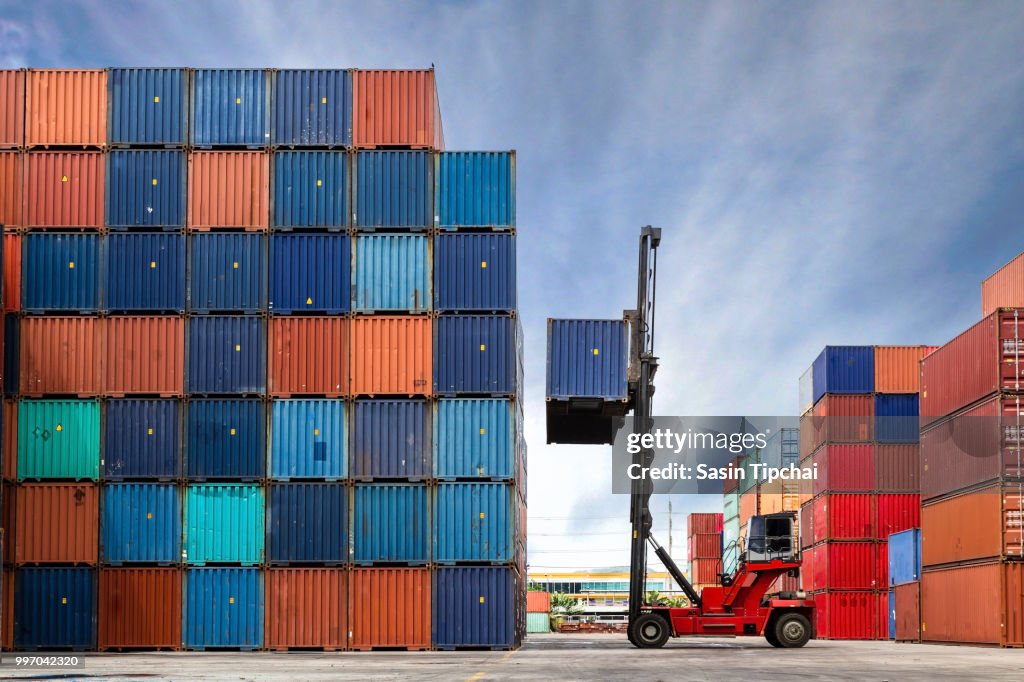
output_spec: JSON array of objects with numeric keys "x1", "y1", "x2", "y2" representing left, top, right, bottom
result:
[
  {"x1": 147, "y1": 512, "x2": 153, "y2": 520},
  {"x1": 479, "y1": 428, "x2": 486, "y2": 435},
  {"x1": 316, "y1": 179, "x2": 322, "y2": 187},
  {"x1": 235, "y1": 98, "x2": 241, "y2": 104},
  {"x1": 314, "y1": 428, "x2": 320, "y2": 436},
  {"x1": 233, "y1": 262, "x2": 239, "y2": 269},
  {"x1": 235, "y1": 344, "x2": 241, "y2": 352},
  {"x1": 322, "y1": 97, "x2": 327, "y2": 104},
  {"x1": 479, "y1": 596, "x2": 485, "y2": 604},
  {"x1": 306, "y1": 297, "x2": 313, "y2": 305},
  {"x1": 481, "y1": 261, "x2": 487, "y2": 268},
  {"x1": 593, "y1": 349, "x2": 599, "y2": 355},
  {"x1": 230, "y1": 428, "x2": 236, "y2": 436},
  {"x1": 62, "y1": 597, "x2": 67, "y2": 604},
  {"x1": 229, "y1": 597, "x2": 235, "y2": 604},
  {"x1": 56, "y1": 424, "x2": 63, "y2": 432},
  {"x1": 148, "y1": 428, "x2": 154, "y2": 435},
  {"x1": 69, "y1": 262, "x2": 75, "y2": 269},
  {"x1": 479, "y1": 512, "x2": 485, "y2": 519},
  {"x1": 153, "y1": 96, "x2": 160, "y2": 103},
  {"x1": 150, "y1": 261, "x2": 157, "y2": 268},
  {"x1": 61, "y1": 175, "x2": 68, "y2": 183},
  {"x1": 152, "y1": 178, "x2": 158, "y2": 186},
  {"x1": 480, "y1": 344, "x2": 486, "y2": 351}
]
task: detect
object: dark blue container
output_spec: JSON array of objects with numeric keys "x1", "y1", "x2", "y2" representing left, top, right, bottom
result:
[
  {"x1": 104, "y1": 398, "x2": 181, "y2": 479},
  {"x1": 434, "y1": 234, "x2": 515, "y2": 312},
  {"x1": 272, "y1": 70, "x2": 352, "y2": 147},
  {"x1": 101, "y1": 483, "x2": 181, "y2": 563},
  {"x1": 433, "y1": 567, "x2": 516, "y2": 649},
  {"x1": 108, "y1": 67, "x2": 188, "y2": 146},
  {"x1": 546, "y1": 319, "x2": 629, "y2": 400},
  {"x1": 888, "y1": 528, "x2": 922, "y2": 586},
  {"x1": 4, "y1": 315, "x2": 19, "y2": 396},
  {"x1": 22, "y1": 233, "x2": 100, "y2": 311},
  {"x1": 14, "y1": 568, "x2": 96, "y2": 650},
  {"x1": 187, "y1": 316, "x2": 266, "y2": 395},
  {"x1": 888, "y1": 589, "x2": 896, "y2": 640},
  {"x1": 267, "y1": 483, "x2": 347, "y2": 563},
  {"x1": 875, "y1": 394, "x2": 920, "y2": 443},
  {"x1": 183, "y1": 568, "x2": 263, "y2": 649},
  {"x1": 106, "y1": 150, "x2": 186, "y2": 228},
  {"x1": 435, "y1": 151, "x2": 516, "y2": 229},
  {"x1": 355, "y1": 151, "x2": 432, "y2": 228},
  {"x1": 105, "y1": 233, "x2": 186, "y2": 311},
  {"x1": 350, "y1": 399, "x2": 429, "y2": 479},
  {"x1": 352, "y1": 483, "x2": 428, "y2": 563},
  {"x1": 191, "y1": 69, "x2": 270, "y2": 148},
  {"x1": 189, "y1": 233, "x2": 267, "y2": 313},
  {"x1": 433, "y1": 483, "x2": 512, "y2": 563},
  {"x1": 186, "y1": 398, "x2": 266, "y2": 479},
  {"x1": 272, "y1": 151, "x2": 349, "y2": 228},
  {"x1": 811, "y1": 346, "x2": 875, "y2": 403},
  {"x1": 268, "y1": 234, "x2": 351, "y2": 313},
  {"x1": 435, "y1": 315, "x2": 518, "y2": 395}
]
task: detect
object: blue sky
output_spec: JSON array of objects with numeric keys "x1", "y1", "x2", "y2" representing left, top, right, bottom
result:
[{"x1": 4, "y1": 0, "x2": 1023, "y2": 573}]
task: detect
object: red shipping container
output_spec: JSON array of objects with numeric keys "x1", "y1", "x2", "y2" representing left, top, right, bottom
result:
[
  {"x1": 874, "y1": 345, "x2": 936, "y2": 394},
  {"x1": 526, "y1": 591, "x2": 551, "y2": 613},
  {"x1": 813, "y1": 591, "x2": 884, "y2": 640},
  {"x1": 3, "y1": 231, "x2": 21, "y2": 311},
  {"x1": 799, "y1": 540, "x2": 814, "y2": 591},
  {"x1": 876, "y1": 494, "x2": 920, "y2": 540},
  {"x1": 349, "y1": 316, "x2": 431, "y2": 396},
  {"x1": 921, "y1": 561, "x2": 1024, "y2": 646},
  {"x1": 14, "y1": 483, "x2": 98, "y2": 564},
  {"x1": 809, "y1": 542, "x2": 883, "y2": 591},
  {"x1": 105, "y1": 316, "x2": 185, "y2": 396},
  {"x1": 266, "y1": 568, "x2": 347, "y2": 651},
  {"x1": 23, "y1": 151, "x2": 104, "y2": 228},
  {"x1": 799, "y1": 504, "x2": 814, "y2": 549},
  {"x1": 876, "y1": 541, "x2": 889, "y2": 588},
  {"x1": 689, "y1": 558, "x2": 722, "y2": 585},
  {"x1": 268, "y1": 317, "x2": 349, "y2": 397},
  {"x1": 982, "y1": 251, "x2": 1024, "y2": 317},
  {"x1": 1, "y1": 482, "x2": 15, "y2": 564},
  {"x1": 353, "y1": 69, "x2": 444, "y2": 150},
  {"x1": 894, "y1": 581, "x2": 920, "y2": 642},
  {"x1": 0, "y1": 70, "x2": 24, "y2": 148},
  {"x1": 20, "y1": 316, "x2": 103, "y2": 396},
  {"x1": 349, "y1": 568, "x2": 430, "y2": 650},
  {"x1": 687, "y1": 533, "x2": 722, "y2": 561},
  {"x1": 799, "y1": 412, "x2": 816, "y2": 459},
  {"x1": 99, "y1": 568, "x2": 181, "y2": 650},
  {"x1": 26, "y1": 69, "x2": 107, "y2": 147},
  {"x1": 813, "y1": 493, "x2": 875, "y2": 543},
  {"x1": 0, "y1": 152, "x2": 21, "y2": 228},
  {"x1": 687, "y1": 512, "x2": 724, "y2": 535},
  {"x1": 874, "y1": 443, "x2": 919, "y2": 492},
  {"x1": 921, "y1": 484, "x2": 1022, "y2": 566},
  {"x1": 812, "y1": 444, "x2": 874, "y2": 494},
  {"x1": 769, "y1": 572, "x2": 801, "y2": 595},
  {"x1": 187, "y1": 151, "x2": 270, "y2": 231}
]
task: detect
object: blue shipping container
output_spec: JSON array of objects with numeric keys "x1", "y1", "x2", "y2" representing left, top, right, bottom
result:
[
  {"x1": 105, "y1": 233, "x2": 186, "y2": 311},
  {"x1": 188, "y1": 233, "x2": 267, "y2": 312},
  {"x1": 433, "y1": 483, "x2": 512, "y2": 563},
  {"x1": 22, "y1": 233, "x2": 100, "y2": 311},
  {"x1": 353, "y1": 234, "x2": 429, "y2": 312},
  {"x1": 269, "y1": 234, "x2": 350, "y2": 313},
  {"x1": 434, "y1": 233, "x2": 515, "y2": 312},
  {"x1": 272, "y1": 70, "x2": 352, "y2": 147},
  {"x1": 875, "y1": 394, "x2": 920, "y2": 444},
  {"x1": 433, "y1": 567, "x2": 515, "y2": 648},
  {"x1": 434, "y1": 399, "x2": 513, "y2": 479},
  {"x1": 269, "y1": 399, "x2": 347, "y2": 480},
  {"x1": 811, "y1": 346, "x2": 875, "y2": 403},
  {"x1": 267, "y1": 483, "x2": 347, "y2": 563},
  {"x1": 272, "y1": 151, "x2": 349, "y2": 228},
  {"x1": 546, "y1": 319, "x2": 628, "y2": 400},
  {"x1": 184, "y1": 484, "x2": 265, "y2": 565},
  {"x1": 435, "y1": 151, "x2": 515, "y2": 229},
  {"x1": 187, "y1": 316, "x2": 266, "y2": 395},
  {"x1": 355, "y1": 151, "x2": 432, "y2": 228},
  {"x1": 191, "y1": 69, "x2": 270, "y2": 147},
  {"x1": 350, "y1": 399, "x2": 429, "y2": 479},
  {"x1": 353, "y1": 484, "x2": 428, "y2": 563},
  {"x1": 4, "y1": 315, "x2": 19, "y2": 396},
  {"x1": 108, "y1": 67, "x2": 188, "y2": 146},
  {"x1": 101, "y1": 483, "x2": 180, "y2": 564},
  {"x1": 187, "y1": 399, "x2": 266, "y2": 479},
  {"x1": 14, "y1": 568, "x2": 96, "y2": 650},
  {"x1": 888, "y1": 589, "x2": 896, "y2": 640},
  {"x1": 888, "y1": 528, "x2": 922, "y2": 586},
  {"x1": 184, "y1": 568, "x2": 263, "y2": 649},
  {"x1": 435, "y1": 315, "x2": 518, "y2": 395},
  {"x1": 104, "y1": 399, "x2": 181, "y2": 479},
  {"x1": 106, "y1": 150, "x2": 186, "y2": 227}
]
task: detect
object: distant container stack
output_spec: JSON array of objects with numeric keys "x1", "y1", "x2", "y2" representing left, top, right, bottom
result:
[{"x1": 686, "y1": 513, "x2": 723, "y2": 593}]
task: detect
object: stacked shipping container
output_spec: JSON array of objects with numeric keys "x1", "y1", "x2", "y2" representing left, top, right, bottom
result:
[{"x1": 686, "y1": 513, "x2": 723, "y2": 593}]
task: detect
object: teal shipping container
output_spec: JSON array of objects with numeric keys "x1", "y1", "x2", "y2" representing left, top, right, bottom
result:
[
  {"x1": 434, "y1": 398, "x2": 513, "y2": 479},
  {"x1": 433, "y1": 482, "x2": 513, "y2": 563},
  {"x1": 101, "y1": 483, "x2": 181, "y2": 564},
  {"x1": 269, "y1": 399, "x2": 347, "y2": 480},
  {"x1": 435, "y1": 151, "x2": 515, "y2": 229},
  {"x1": 353, "y1": 483, "x2": 428, "y2": 563},
  {"x1": 526, "y1": 612, "x2": 550, "y2": 634},
  {"x1": 352, "y1": 234, "x2": 430, "y2": 312},
  {"x1": 184, "y1": 483, "x2": 265, "y2": 565},
  {"x1": 17, "y1": 399, "x2": 101, "y2": 481}
]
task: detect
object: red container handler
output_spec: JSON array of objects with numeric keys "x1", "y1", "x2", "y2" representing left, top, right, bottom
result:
[
  {"x1": 813, "y1": 590, "x2": 885, "y2": 640},
  {"x1": 812, "y1": 493, "x2": 875, "y2": 543},
  {"x1": 99, "y1": 567, "x2": 181, "y2": 650},
  {"x1": 811, "y1": 444, "x2": 874, "y2": 494}
]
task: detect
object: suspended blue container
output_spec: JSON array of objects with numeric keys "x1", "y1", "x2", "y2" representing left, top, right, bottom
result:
[
  {"x1": 4, "y1": 315, "x2": 19, "y2": 396},
  {"x1": 186, "y1": 399, "x2": 266, "y2": 480},
  {"x1": 269, "y1": 399, "x2": 347, "y2": 480},
  {"x1": 433, "y1": 482, "x2": 512, "y2": 563},
  {"x1": 104, "y1": 398, "x2": 180, "y2": 479},
  {"x1": 434, "y1": 315, "x2": 518, "y2": 395},
  {"x1": 267, "y1": 483, "x2": 347, "y2": 563},
  {"x1": 352, "y1": 234, "x2": 430, "y2": 312},
  {"x1": 354, "y1": 151, "x2": 432, "y2": 229},
  {"x1": 109, "y1": 67, "x2": 188, "y2": 146},
  {"x1": 105, "y1": 233, "x2": 186, "y2": 311},
  {"x1": 101, "y1": 483, "x2": 181, "y2": 564},
  {"x1": 272, "y1": 69, "x2": 352, "y2": 147},
  {"x1": 350, "y1": 399, "x2": 429, "y2": 479},
  {"x1": 187, "y1": 316, "x2": 266, "y2": 395},
  {"x1": 268, "y1": 234, "x2": 350, "y2": 313},
  {"x1": 888, "y1": 589, "x2": 896, "y2": 640},
  {"x1": 14, "y1": 568, "x2": 96, "y2": 650},
  {"x1": 352, "y1": 483, "x2": 428, "y2": 563},
  {"x1": 433, "y1": 567, "x2": 517, "y2": 649},
  {"x1": 435, "y1": 151, "x2": 515, "y2": 229},
  {"x1": 188, "y1": 233, "x2": 267, "y2": 313},
  {"x1": 271, "y1": 151, "x2": 349, "y2": 228},
  {"x1": 888, "y1": 528, "x2": 922, "y2": 586},
  {"x1": 434, "y1": 399, "x2": 513, "y2": 480},
  {"x1": 811, "y1": 346, "x2": 875, "y2": 403},
  {"x1": 106, "y1": 150, "x2": 186, "y2": 228},
  {"x1": 183, "y1": 568, "x2": 263, "y2": 650},
  {"x1": 22, "y1": 233, "x2": 100, "y2": 311},
  {"x1": 184, "y1": 483, "x2": 265, "y2": 565},
  {"x1": 434, "y1": 233, "x2": 515, "y2": 312},
  {"x1": 875, "y1": 394, "x2": 920, "y2": 444},
  {"x1": 191, "y1": 69, "x2": 270, "y2": 148},
  {"x1": 546, "y1": 319, "x2": 628, "y2": 400}
]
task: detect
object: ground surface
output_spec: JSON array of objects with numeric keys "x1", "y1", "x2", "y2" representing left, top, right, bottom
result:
[{"x1": 2, "y1": 633, "x2": 1020, "y2": 681}]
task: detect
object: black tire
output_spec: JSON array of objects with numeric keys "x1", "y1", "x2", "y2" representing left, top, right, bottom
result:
[
  {"x1": 772, "y1": 612, "x2": 812, "y2": 648},
  {"x1": 631, "y1": 613, "x2": 671, "y2": 649},
  {"x1": 765, "y1": 627, "x2": 782, "y2": 647}
]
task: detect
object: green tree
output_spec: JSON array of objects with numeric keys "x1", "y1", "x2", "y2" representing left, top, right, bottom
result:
[{"x1": 550, "y1": 591, "x2": 583, "y2": 615}]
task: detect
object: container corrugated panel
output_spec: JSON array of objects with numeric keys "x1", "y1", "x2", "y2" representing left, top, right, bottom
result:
[
  {"x1": 0, "y1": 70, "x2": 24, "y2": 148},
  {"x1": 811, "y1": 346, "x2": 875, "y2": 403},
  {"x1": 809, "y1": 542, "x2": 882, "y2": 591},
  {"x1": 104, "y1": 399, "x2": 180, "y2": 479},
  {"x1": 187, "y1": 316, "x2": 266, "y2": 395},
  {"x1": 106, "y1": 150, "x2": 186, "y2": 228},
  {"x1": 876, "y1": 493, "x2": 920, "y2": 540},
  {"x1": 874, "y1": 346, "x2": 933, "y2": 394},
  {"x1": 922, "y1": 485, "x2": 1020, "y2": 564},
  {"x1": 184, "y1": 568, "x2": 263, "y2": 649},
  {"x1": 3, "y1": 400, "x2": 17, "y2": 480},
  {"x1": 350, "y1": 399, "x2": 429, "y2": 479},
  {"x1": 15, "y1": 483, "x2": 99, "y2": 564},
  {"x1": 434, "y1": 399, "x2": 513, "y2": 479},
  {"x1": 187, "y1": 151, "x2": 270, "y2": 230},
  {"x1": 353, "y1": 484, "x2": 428, "y2": 562},
  {"x1": 14, "y1": 568, "x2": 96, "y2": 649},
  {"x1": 105, "y1": 316, "x2": 185, "y2": 396},
  {"x1": 268, "y1": 318, "x2": 349, "y2": 396},
  {"x1": 888, "y1": 528, "x2": 921, "y2": 586},
  {"x1": 272, "y1": 70, "x2": 352, "y2": 147},
  {"x1": 188, "y1": 233, "x2": 267, "y2": 312},
  {"x1": 982, "y1": 252, "x2": 1024, "y2": 317},
  {"x1": 98, "y1": 567, "x2": 181, "y2": 650},
  {"x1": 269, "y1": 234, "x2": 351, "y2": 312},
  {"x1": 436, "y1": 315, "x2": 518, "y2": 396},
  {"x1": 353, "y1": 234, "x2": 430, "y2": 312},
  {"x1": 874, "y1": 443, "x2": 918, "y2": 492},
  {"x1": 191, "y1": 69, "x2": 269, "y2": 148},
  {"x1": 812, "y1": 444, "x2": 874, "y2": 494},
  {"x1": 105, "y1": 233, "x2": 186, "y2": 311},
  {"x1": 101, "y1": 483, "x2": 180, "y2": 564},
  {"x1": 271, "y1": 151, "x2": 349, "y2": 228},
  {"x1": 921, "y1": 561, "x2": 1024, "y2": 646},
  {"x1": 186, "y1": 399, "x2": 265, "y2": 479},
  {"x1": 0, "y1": 152, "x2": 22, "y2": 228},
  {"x1": 26, "y1": 69, "x2": 107, "y2": 147},
  {"x1": 354, "y1": 151, "x2": 432, "y2": 228},
  {"x1": 433, "y1": 567, "x2": 516, "y2": 648},
  {"x1": 108, "y1": 68, "x2": 187, "y2": 147},
  {"x1": 269, "y1": 399, "x2": 347, "y2": 480},
  {"x1": 22, "y1": 233, "x2": 100, "y2": 311},
  {"x1": 434, "y1": 483, "x2": 512, "y2": 563},
  {"x1": 526, "y1": 591, "x2": 551, "y2": 613},
  {"x1": 267, "y1": 483, "x2": 347, "y2": 563},
  {"x1": 434, "y1": 234, "x2": 515, "y2": 312},
  {"x1": 3, "y1": 231, "x2": 21, "y2": 312},
  {"x1": 17, "y1": 399, "x2": 100, "y2": 480},
  {"x1": 798, "y1": 365, "x2": 814, "y2": 415},
  {"x1": 435, "y1": 152, "x2": 515, "y2": 228},
  {"x1": 350, "y1": 316, "x2": 432, "y2": 396},
  {"x1": 874, "y1": 394, "x2": 919, "y2": 444},
  {"x1": 813, "y1": 591, "x2": 882, "y2": 640},
  {"x1": 3, "y1": 316, "x2": 19, "y2": 396},
  {"x1": 894, "y1": 581, "x2": 920, "y2": 641},
  {"x1": 812, "y1": 493, "x2": 875, "y2": 542},
  {"x1": 526, "y1": 612, "x2": 550, "y2": 633},
  {"x1": 352, "y1": 69, "x2": 443, "y2": 149},
  {"x1": 265, "y1": 568, "x2": 347, "y2": 650},
  {"x1": 545, "y1": 319, "x2": 628, "y2": 400},
  {"x1": 806, "y1": 394, "x2": 874, "y2": 450},
  {"x1": 349, "y1": 568, "x2": 430, "y2": 650},
  {"x1": 184, "y1": 483, "x2": 265, "y2": 565},
  {"x1": 887, "y1": 588, "x2": 896, "y2": 640},
  {"x1": 24, "y1": 152, "x2": 104, "y2": 228}
]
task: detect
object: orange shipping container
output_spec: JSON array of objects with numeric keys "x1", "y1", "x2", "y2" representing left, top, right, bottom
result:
[
  {"x1": 982, "y1": 252, "x2": 1024, "y2": 317},
  {"x1": 874, "y1": 345, "x2": 936, "y2": 394},
  {"x1": 24, "y1": 151, "x2": 104, "y2": 228},
  {"x1": 3, "y1": 231, "x2": 21, "y2": 311},
  {"x1": 353, "y1": 70, "x2": 444, "y2": 150},
  {"x1": 0, "y1": 151, "x2": 22, "y2": 228},
  {"x1": 14, "y1": 483, "x2": 98, "y2": 564},
  {"x1": 350, "y1": 316, "x2": 431, "y2": 396},
  {"x1": 187, "y1": 151, "x2": 269, "y2": 231},
  {"x1": 526, "y1": 591, "x2": 551, "y2": 613},
  {"x1": 268, "y1": 317, "x2": 349, "y2": 397},
  {"x1": 99, "y1": 568, "x2": 181, "y2": 650},
  {"x1": 921, "y1": 561, "x2": 1024, "y2": 646},
  {"x1": 349, "y1": 568, "x2": 430, "y2": 650},
  {"x1": 1, "y1": 482, "x2": 15, "y2": 564},
  {"x1": 266, "y1": 568, "x2": 347, "y2": 651},
  {"x1": 26, "y1": 69, "x2": 107, "y2": 147},
  {"x1": 20, "y1": 316, "x2": 103, "y2": 396},
  {"x1": 921, "y1": 484, "x2": 1022, "y2": 566},
  {"x1": 3, "y1": 401, "x2": 16, "y2": 481},
  {"x1": 0, "y1": 70, "x2": 25, "y2": 148},
  {"x1": 105, "y1": 316, "x2": 185, "y2": 396}
]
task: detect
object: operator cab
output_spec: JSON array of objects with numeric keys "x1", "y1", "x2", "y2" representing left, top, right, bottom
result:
[{"x1": 746, "y1": 513, "x2": 797, "y2": 563}]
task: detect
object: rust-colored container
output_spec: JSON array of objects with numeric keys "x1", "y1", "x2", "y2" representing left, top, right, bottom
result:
[
  {"x1": 105, "y1": 316, "x2": 185, "y2": 396},
  {"x1": 349, "y1": 316, "x2": 431, "y2": 396},
  {"x1": 526, "y1": 591, "x2": 551, "y2": 613},
  {"x1": 3, "y1": 401, "x2": 17, "y2": 481},
  {"x1": 1, "y1": 482, "x2": 15, "y2": 564},
  {"x1": 982, "y1": 252, "x2": 1024, "y2": 317},
  {"x1": 894, "y1": 581, "x2": 920, "y2": 641},
  {"x1": 0, "y1": 70, "x2": 24, "y2": 148},
  {"x1": 921, "y1": 484, "x2": 1022, "y2": 566},
  {"x1": 0, "y1": 152, "x2": 22, "y2": 229},
  {"x1": 23, "y1": 151, "x2": 104, "y2": 228},
  {"x1": 187, "y1": 151, "x2": 269, "y2": 231},
  {"x1": 739, "y1": 489, "x2": 757, "y2": 526},
  {"x1": 353, "y1": 70, "x2": 444, "y2": 150},
  {"x1": 266, "y1": 568, "x2": 347, "y2": 651},
  {"x1": 349, "y1": 567, "x2": 430, "y2": 650},
  {"x1": 687, "y1": 512, "x2": 724, "y2": 534},
  {"x1": 20, "y1": 316, "x2": 103, "y2": 396},
  {"x1": 921, "y1": 561, "x2": 1024, "y2": 646},
  {"x1": 268, "y1": 317, "x2": 349, "y2": 397},
  {"x1": 805, "y1": 395, "x2": 874, "y2": 452},
  {"x1": 687, "y1": 533, "x2": 722, "y2": 560},
  {"x1": 3, "y1": 231, "x2": 21, "y2": 311},
  {"x1": 875, "y1": 443, "x2": 919, "y2": 492},
  {"x1": 812, "y1": 443, "x2": 874, "y2": 494},
  {"x1": 14, "y1": 482, "x2": 98, "y2": 564},
  {"x1": 26, "y1": 69, "x2": 107, "y2": 147},
  {"x1": 690, "y1": 558, "x2": 722, "y2": 584},
  {"x1": 99, "y1": 568, "x2": 181, "y2": 650},
  {"x1": 874, "y1": 345, "x2": 935, "y2": 394}
]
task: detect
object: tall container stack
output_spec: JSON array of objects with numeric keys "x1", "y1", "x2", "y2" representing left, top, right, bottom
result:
[
  {"x1": 758, "y1": 428, "x2": 801, "y2": 594},
  {"x1": 721, "y1": 455, "x2": 743, "y2": 575},
  {"x1": 686, "y1": 513, "x2": 723, "y2": 593}
]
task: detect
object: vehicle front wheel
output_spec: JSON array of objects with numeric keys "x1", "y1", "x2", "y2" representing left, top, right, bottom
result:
[
  {"x1": 772, "y1": 612, "x2": 812, "y2": 648},
  {"x1": 631, "y1": 613, "x2": 671, "y2": 649}
]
